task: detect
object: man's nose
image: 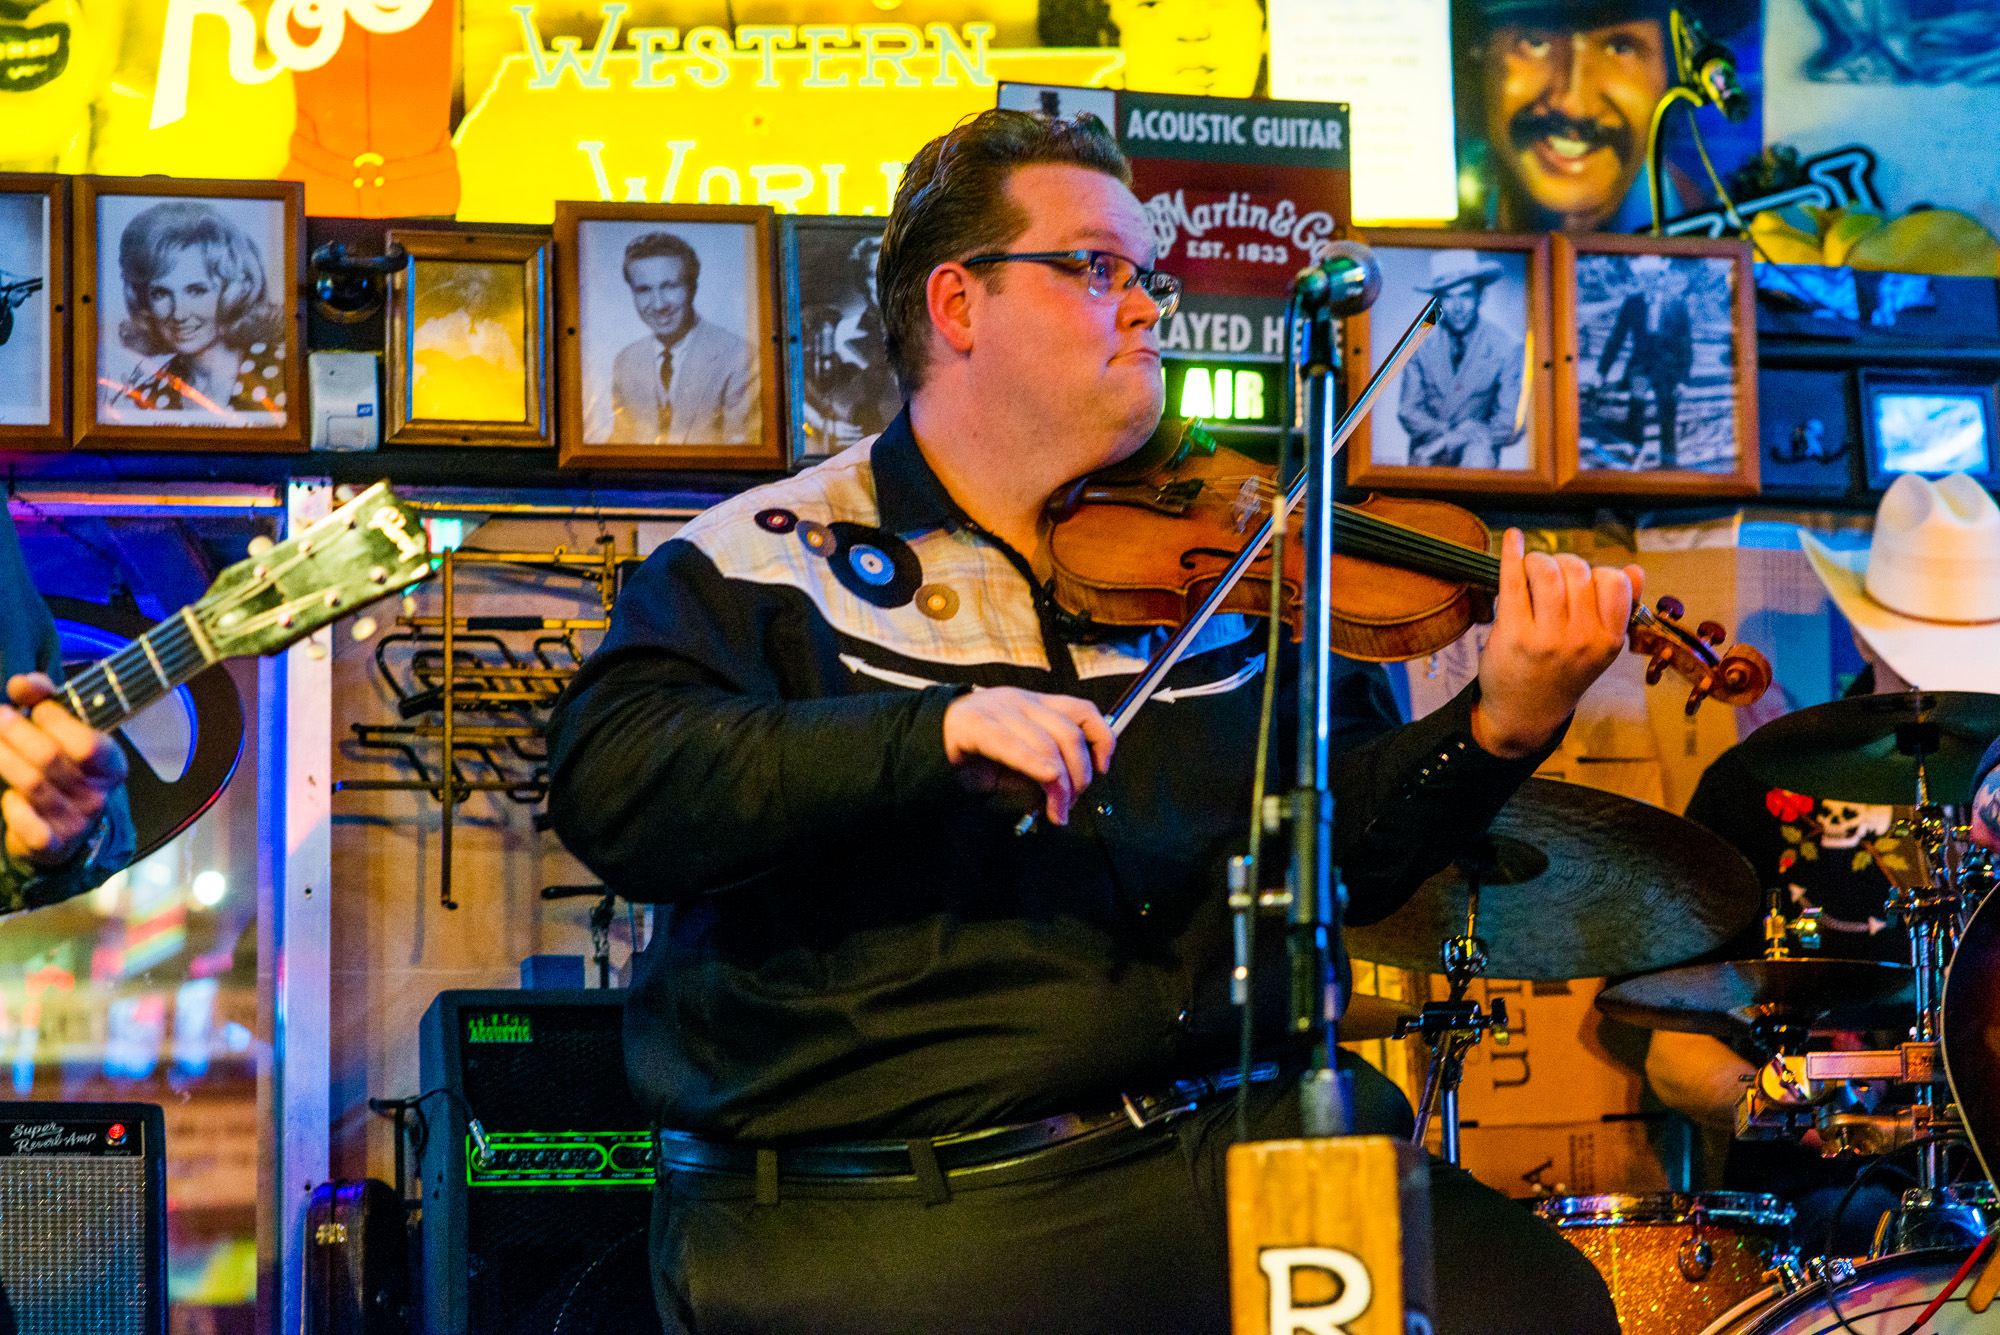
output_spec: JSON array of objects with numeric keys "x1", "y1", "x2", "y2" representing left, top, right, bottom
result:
[
  {"x1": 1120, "y1": 283, "x2": 1165, "y2": 331},
  {"x1": 1546, "y1": 34, "x2": 1594, "y2": 120}
]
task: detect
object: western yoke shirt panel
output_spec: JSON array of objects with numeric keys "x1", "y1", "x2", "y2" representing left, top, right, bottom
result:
[{"x1": 547, "y1": 409, "x2": 1554, "y2": 1142}]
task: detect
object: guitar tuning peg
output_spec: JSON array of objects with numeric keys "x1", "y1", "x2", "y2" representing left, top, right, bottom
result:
[
  {"x1": 351, "y1": 617, "x2": 378, "y2": 642},
  {"x1": 306, "y1": 640, "x2": 327, "y2": 661},
  {"x1": 1697, "y1": 620, "x2": 1726, "y2": 646},
  {"x1": 1656, "y1": 595, "x2": 1685, "y2": 620},
  {"x1": 247, "y1": 535, "x2": 274, "y2": 557},
  {"x1": 402, "y1": 595, "x2": 417, "y2": 617}
]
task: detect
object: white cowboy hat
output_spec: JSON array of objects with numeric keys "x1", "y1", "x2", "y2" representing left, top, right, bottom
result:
[
  {"x1": 1416, "y1": 249, "x2": 1504, "y2": 294},
  {"x1": 1798, "y1": 472, "x2": 2000, "y2": 693}
]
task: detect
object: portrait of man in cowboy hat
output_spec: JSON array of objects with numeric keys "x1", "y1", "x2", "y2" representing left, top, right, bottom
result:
[
  {"x1": 1466, "y1": 0, "x2": 1757, "y2": 232},
  {"x1": 1574, "y1": 250, "x2": 1742, "y2": 473},
  {"x1": 1389, "y1": 247, "x2": 1529, "y2": 469},
  {"x1": 1593, "y1": 252, "x2": 1693, "y2": 467}
]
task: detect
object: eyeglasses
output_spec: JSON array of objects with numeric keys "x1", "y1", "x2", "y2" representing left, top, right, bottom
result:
[{"x1": 960, "y1": 249, "x2": 1181, "y2": 321}]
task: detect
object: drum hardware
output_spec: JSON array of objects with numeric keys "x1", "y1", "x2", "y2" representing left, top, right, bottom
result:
[
  {"x1": 1885, "y1": 1182, "x2": 1997, "y2": 1255},
  {"x1": 1815, "y1": 1101, "x2": 1957, "y2": 1160},
  {"x1": 1757, "y1": 1254, "x2": 1856, "y2": 1297},
  {"x1": 1762, "y1": 896, "x2": 1821, "y2": 958},
  {"x1": 1396, "y1": 841, "x2": 1511, "y2": 1166}
]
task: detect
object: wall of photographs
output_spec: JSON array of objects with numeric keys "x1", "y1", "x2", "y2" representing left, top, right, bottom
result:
[{"x1": 5, "y1": 1, "x2": 1995, "y2": 242}]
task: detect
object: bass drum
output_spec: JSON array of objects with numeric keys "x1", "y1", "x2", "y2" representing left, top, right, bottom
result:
[{"x1": 1694, "y1": 1248, "x2": 1979, "y2": 1334}]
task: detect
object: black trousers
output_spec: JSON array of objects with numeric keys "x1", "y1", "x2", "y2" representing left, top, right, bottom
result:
[
  {"x1": 647, "y1": 1055, "x2": 1619, "y2": 1335},
  {"x1": 1622, "y1": 380, "x2": 1680, "y2": 469}
]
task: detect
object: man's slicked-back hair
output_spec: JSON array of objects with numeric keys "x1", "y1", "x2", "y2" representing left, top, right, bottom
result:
[{"x1": 878, "y1": 109, "x2": 1131, "y2": 394}]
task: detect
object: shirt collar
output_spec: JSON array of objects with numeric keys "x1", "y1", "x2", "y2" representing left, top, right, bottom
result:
[{"x1": 871, "y1": 405, "x2": 964, "y2": 537}]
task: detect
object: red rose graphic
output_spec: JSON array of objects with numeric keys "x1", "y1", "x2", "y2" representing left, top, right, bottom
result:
[{"x1": 1766, "y1": 789, "x2": 1815, "y2": 822}]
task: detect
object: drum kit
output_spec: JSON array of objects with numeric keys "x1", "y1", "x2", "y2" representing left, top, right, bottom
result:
[{"x1": 1347, "y1": 690, "x2": 2000, "y2": 1335}]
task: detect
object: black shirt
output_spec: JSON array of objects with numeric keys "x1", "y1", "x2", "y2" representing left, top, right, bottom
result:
[
  {"x1": 546, "y1": 409, "x2": 1554, "y2": 1142},
  {"x1": 1683, "y1": 744, "x2": 1911, "y2": 966}
]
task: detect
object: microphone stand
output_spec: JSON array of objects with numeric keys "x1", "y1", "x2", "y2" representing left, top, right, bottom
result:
[
  {"x1": 1285, "y1": 247, "x2": 1406, "y2": 1136},
  {"x1": 1291, "y1": 294, "x2": 1349, "y2": 1136}
]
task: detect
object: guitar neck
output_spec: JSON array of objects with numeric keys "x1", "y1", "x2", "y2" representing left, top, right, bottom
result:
[{"x1": 60, "y1": 610, "x2": 218, "y2": 732}]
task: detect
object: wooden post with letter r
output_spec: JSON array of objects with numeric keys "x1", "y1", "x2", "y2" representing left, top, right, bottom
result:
[{"x1": 1228, "y1": 1137, "x2": 1434, "y2": 1335}]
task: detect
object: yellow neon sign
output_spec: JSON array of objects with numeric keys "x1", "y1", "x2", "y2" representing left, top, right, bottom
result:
[
  {"x1": 149, "y1": 0, "x2": 435, "y2": 128},
  {"x1": 452, "y1": 7, "x2": 1120, "y2": 223}
]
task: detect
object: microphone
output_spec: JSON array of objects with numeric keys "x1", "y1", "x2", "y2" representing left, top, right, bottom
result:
[
  {"x1": 1291, "y1": 240, "x2": 1382, "y2": 318},
  {"x1": 1676, "y1": 12, "x2": 1750, "y2": 123}
]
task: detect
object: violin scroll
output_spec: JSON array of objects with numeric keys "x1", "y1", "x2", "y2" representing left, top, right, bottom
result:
[{"x1": 1629, "y1": 599, "x2": 1773, "y2": 716}]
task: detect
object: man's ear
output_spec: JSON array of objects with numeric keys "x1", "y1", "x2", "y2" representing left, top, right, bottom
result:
[{"x1": 925, "y1": 262, "x2": 978, "y2": 359}]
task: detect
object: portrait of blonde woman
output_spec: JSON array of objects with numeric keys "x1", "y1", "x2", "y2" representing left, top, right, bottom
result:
[{"x1": 97, "y1": 197, "x2": 287, "y2": 426}]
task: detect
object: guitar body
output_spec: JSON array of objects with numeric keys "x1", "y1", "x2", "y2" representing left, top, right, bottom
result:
[{"x1": 51, "y1": 598, "x2": 245, "y2": 863}]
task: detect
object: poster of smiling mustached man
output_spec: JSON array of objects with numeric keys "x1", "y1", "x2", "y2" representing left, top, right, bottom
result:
[{"x1": 74, "y1": 177, "x2": 304, "y2": 452}]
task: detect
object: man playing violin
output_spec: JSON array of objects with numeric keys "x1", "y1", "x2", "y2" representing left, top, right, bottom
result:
[{"x1": 549, "y1": 109, "x2": 1637, "y2": 1335}]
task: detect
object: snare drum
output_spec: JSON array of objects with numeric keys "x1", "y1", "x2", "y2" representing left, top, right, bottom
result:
[
  {"x1": 1694, "y1": 1247, "x2": 1979, "y2": 1333},
  {"x1": 1536, "y1": 1192, "x2": 1794, "y2": 1335}
]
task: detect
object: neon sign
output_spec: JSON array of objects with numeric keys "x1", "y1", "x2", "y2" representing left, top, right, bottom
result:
[
  {"x1": 150, "y1": 0, "x2": 435, "y2": 128},
  {"x1": 1168, "y1": 362, "x2": 1278, "y2": 427},
  {"x1": 450, "y1": 7, "x2": 1120, "y2": 223}
]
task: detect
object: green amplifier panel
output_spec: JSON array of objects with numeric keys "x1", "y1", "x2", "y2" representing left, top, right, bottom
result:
[{"x1": 465, "y1": 1130, "x2": 656, "y2": 1189}]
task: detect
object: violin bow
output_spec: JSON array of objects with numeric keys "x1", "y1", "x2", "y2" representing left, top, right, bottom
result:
[{"x1": 1102, "y1": 296, "x2": 1444, "y2": 738}]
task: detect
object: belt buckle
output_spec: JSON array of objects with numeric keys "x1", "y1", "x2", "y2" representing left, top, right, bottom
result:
[{"x1": 1119, "y1": 1090, "x2": 1196, "y2": 1131}]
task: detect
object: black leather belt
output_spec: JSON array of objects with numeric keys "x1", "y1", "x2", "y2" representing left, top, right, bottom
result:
[{"x1": 654, "y1": 1061, "x2": 1281, "y2": 1205}]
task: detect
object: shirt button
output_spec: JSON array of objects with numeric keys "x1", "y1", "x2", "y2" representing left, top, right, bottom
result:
[{"x1": 1095, "y1": 801, "x2": 1114, "y2": 817}]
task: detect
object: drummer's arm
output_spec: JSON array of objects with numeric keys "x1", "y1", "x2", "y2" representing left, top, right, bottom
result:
[
  {"x1": 1644, "y1": 1030, "x2": 1755, "y2": 1130},
  {"x1": 1972, "y1": 741, "x2": 2000, "y2": 852}
]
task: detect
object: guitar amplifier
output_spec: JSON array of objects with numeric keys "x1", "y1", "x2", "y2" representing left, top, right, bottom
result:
[
  {"x1": 416, "y1": 991, "x2": 661, "y2": 1335},
  {"x1": 0, "y1": 1103, "x2": 167, "y2": 1335}
]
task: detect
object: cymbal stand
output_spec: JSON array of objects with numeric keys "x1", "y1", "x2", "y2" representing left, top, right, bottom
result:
[
  {"x1": 1889, "y1": 716, "x2": 1968, "y2": 1193},
  {"x1": 1400, "y1": 845, "x2": 1511, "y2": 1166}
]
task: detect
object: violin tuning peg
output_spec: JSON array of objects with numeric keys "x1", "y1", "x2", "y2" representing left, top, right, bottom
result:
[
  {"x1": 1656, "y1": 595, "x2": 1685, "y2": 620},
  {"x1": 1697, "y1": 620, "x2": 1726, "y2": 646}
]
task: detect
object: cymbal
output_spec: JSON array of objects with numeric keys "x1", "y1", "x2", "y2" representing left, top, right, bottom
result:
[
  {"x1": 1345, "y1": 778, "x2": 1761, "y2": 982},
  {"x1": 1735, "y1": 691, "x2": 2000, "y2": 807},
  {"x1": 1340, "y1": 993, "x2": 1419, "y2": 1043},
  {"x1": 1596, "y1": 958, "x2": 1914, "y2": 1041}
]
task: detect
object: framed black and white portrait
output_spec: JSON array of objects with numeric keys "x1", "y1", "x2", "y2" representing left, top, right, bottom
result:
[
  {"x1": 1344, "y1": 231, "x2": 1557, "y2": 494},
  {"x1": 556, "y1": 202, "x2": 782, "y2": 472},
  {"x1": 1556, "y1": 234, "x2": 1758, "y2": 497},
  {"x1": 74, "y1": 177, "x2": 303, "y2": 452},
  {"x1": 384, "y1": 229, "x2": 552, "y2": 447},
  {"x1": 0, "y1": 174, "x2": 64, "y2": 447},
  {"x1": 781, "y1": 215, "x2": 904, "y2": 468}
]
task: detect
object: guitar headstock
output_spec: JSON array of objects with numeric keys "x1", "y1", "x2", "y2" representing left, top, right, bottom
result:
[
  {"x1": 1629, "y1": 595, "x2": 1772, "y2": 715},
  {"x1": 193, "y1": 482, "x2": 434, "y2": 660}
]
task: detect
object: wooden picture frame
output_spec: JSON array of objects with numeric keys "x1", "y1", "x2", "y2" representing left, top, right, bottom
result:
[
  {"x1": 1342, "y1": 230, "x2": 1558, "y2": 495},
  {"x1": 779, "y1": 214, "x2": 901, "y2": 469},
  {"x1": 384, "y1": 230, "x2": 552, "y2": 447},
  {"x1": 1554, "y1": 233, "x2": 1759, "y2": 496},
  {"x1": 0, "y1": 174, "x2": 67, "y2": 449},
  {"x1": 72, "y1": 176, "x2": 304, "y2": 453},
  {"x1": 554, "y1": 201, "x2": 783, "y2": 472}
]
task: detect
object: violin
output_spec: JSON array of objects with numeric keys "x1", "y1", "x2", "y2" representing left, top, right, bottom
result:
[{"x1": 1045, "y1": 415, "x2": 1773, "y2": 723}]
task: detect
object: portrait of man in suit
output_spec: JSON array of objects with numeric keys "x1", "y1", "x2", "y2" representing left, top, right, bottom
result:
[
  {"x1": 1396, "y1": 249, "x2": 1526, "y2": 469},
  {"x1": 608, "y1": 231, "x2": 761, "y2": 446},
  {"x1": 1595, "y1": 252, "x2": 1693, "y2": 467}
]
